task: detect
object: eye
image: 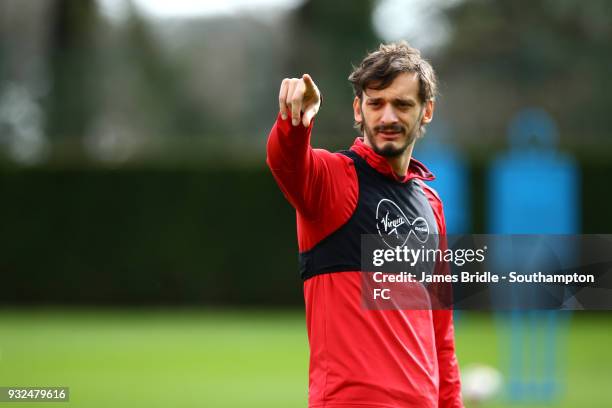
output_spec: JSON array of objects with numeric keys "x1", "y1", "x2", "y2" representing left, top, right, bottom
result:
[
  {"x1": 396, "y1": 102, "x2": 413, "y2": 110},
  {"x1": 367, "y1": 101, "x2": 381, "y2": 108}
]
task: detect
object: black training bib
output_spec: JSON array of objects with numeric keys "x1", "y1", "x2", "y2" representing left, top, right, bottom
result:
[{"x1": 299, "y1": 150, "x2": 439, "y2": 280}]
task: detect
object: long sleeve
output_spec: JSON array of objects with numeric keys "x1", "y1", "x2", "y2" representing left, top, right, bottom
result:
[
  {"x1": 433, "y1": 309, "x2": 463, "y2": 408},
  {"x1": 266, "y1": 112, "x2": 321, "y2": 220},
  {"x1": 266, "y1": 112, "x2": 358, "y2": 252},
  {"x1": 421, "y1": 182, "x2": 464, "y2": 408}
]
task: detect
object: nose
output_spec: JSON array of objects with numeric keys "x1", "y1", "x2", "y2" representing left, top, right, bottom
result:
[{"x1": 380, "y1": 103, "x2": 398, "y2": 124}]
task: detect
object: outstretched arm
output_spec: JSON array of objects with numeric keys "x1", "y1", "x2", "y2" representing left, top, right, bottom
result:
[
  {"x1": 266, "y1": 74, "x2": 358, "y2": 252},
  {"x1": 266, "y1": 74, "x2": 328, "y2": 220}
]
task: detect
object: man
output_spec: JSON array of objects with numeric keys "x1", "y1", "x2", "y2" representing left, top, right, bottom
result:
[{"x1": 266, "y1": 42, "x2": 463, "y2": 408}]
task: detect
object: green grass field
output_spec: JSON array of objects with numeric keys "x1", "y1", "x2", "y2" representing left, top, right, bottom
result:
[{"x1": 0, "y1": 309, "x2": 610, "y2": 407}]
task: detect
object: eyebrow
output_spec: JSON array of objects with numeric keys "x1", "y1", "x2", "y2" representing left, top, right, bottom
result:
[
  {"x1": 394, "y1": 98, "x2": 416, "y2": 105},
  {"x1": 365, "y1": 96, "x2": 416, "y2": 105}
]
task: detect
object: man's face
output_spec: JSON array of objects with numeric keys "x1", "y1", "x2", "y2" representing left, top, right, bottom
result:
[{"x1": 353, "y1": 72, "x2": 434, "y2": 158}]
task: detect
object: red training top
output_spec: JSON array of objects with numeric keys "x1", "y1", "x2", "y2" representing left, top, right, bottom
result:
[{"x1": 266, "y1": 113, "x2": 463, "y2": 408}]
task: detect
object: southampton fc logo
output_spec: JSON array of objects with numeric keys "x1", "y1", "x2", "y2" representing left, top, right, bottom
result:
[{"x1": 376, "y1": 198, "x2": 429, "y2": 248}]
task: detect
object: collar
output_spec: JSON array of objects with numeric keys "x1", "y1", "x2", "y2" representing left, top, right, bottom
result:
[{"x1": 349, "y1": 137, "x2": 435, "y2": 183}]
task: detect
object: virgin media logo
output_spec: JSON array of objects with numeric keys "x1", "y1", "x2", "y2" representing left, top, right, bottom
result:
[{"x1": 376, "y1": 198, "x2": 429, "y2": 248}]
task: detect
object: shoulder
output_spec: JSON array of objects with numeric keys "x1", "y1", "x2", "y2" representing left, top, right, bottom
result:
[
  {"x1": 312, "y1": 149, "x2": 355, "y2": 164},
  {"x1": 415, "y1": 179, "x2": 446, "y2": 233},
  {"x1": 311, "y1": 149, "x2": 356, "y2": 177},
  {"x1": 416, "y1": 179, "x2": 443, "y2": 206}
]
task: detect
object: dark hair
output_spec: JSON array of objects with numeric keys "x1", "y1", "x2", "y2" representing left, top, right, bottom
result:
[{"x1": 348, "y1": 41, "x2": 438, "y2": 104}]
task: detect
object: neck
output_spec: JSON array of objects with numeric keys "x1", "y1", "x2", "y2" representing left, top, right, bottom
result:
[
  {"x1": 386, "y1": 143, "x2": 414, "y2": 177},
  {"x1": 363, "y1": 137, "x2": 415, "y2": 177}
]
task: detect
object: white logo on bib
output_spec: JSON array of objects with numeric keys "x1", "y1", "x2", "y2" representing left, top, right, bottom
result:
[{"x1": 376, "y1": 198, "x2": 429, "y2": 248}]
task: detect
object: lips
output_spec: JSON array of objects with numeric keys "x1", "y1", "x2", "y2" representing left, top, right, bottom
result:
[
  {"x1": 378, "y1": 131, "x2": 401, "y2": 140},
  {"x1": 374, "y1": 125, "x2": 404, "y2": 140}
]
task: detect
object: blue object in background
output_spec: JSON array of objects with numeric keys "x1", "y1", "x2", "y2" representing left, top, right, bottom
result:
[
  {"x1": 487, "y1": 108, "x2": 580, "y2": 403},
  {"x1": 489, "y1": 108, "x2": 580, "y2": 234},
  {"x1": 415, "y1": 121, "x2": 470, "y2": 234}
]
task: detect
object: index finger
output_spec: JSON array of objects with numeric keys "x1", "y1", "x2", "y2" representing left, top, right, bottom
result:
[{"x1": 302, "y1": 74, "x2": 316, "y2": 92}]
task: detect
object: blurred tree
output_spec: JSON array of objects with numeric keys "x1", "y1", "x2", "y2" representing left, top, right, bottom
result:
[
  {"x1": 287, "y1": 0, "x2": 381, "y2": 147},
  {"x1": 45, "y1": 0, "x2": 102, "y2": 140},
  {"x1": 437, "y1": 0, "x2": 612, "y2": 149},
  {"x1": 44, "y1": 0, "x2": 208, "y2": 161},
  {"x1": 118, "y1": 2, "x2": 207, "y2": 138},
  {"x1": 83, "y1": 1, "x2": 179, "y2": 161}
]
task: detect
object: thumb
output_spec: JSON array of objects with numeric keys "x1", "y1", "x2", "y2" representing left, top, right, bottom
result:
[{"x1": 302, "y1": 105, "x2": 317, "y2": 127}]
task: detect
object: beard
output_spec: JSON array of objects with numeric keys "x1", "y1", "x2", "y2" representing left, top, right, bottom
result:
[{"x1": 361, "y1": 108, "x2": 422, "y2": 158}]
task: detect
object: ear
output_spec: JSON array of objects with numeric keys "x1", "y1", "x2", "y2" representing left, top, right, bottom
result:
[
  {"x1": 353, "y1": 96, "x2": 362, "y2": 124},
  {"x1": 421, "y1": 100, "x2": 435, "y2": 125}
]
